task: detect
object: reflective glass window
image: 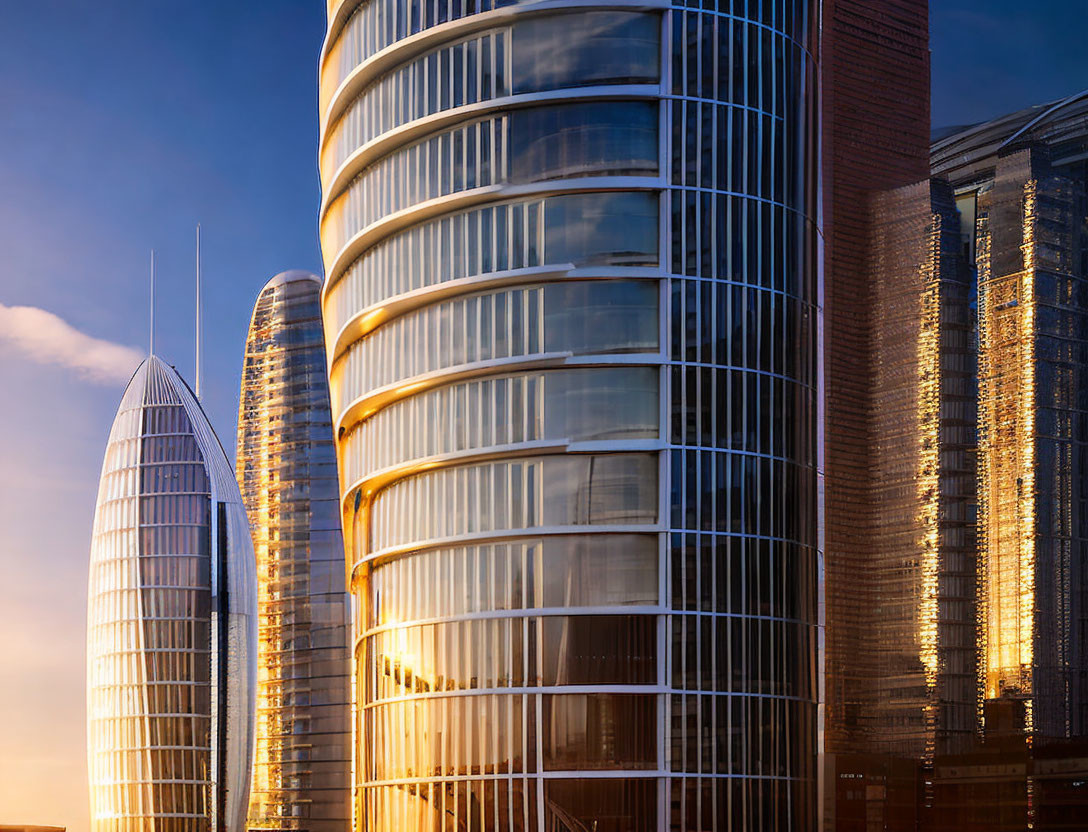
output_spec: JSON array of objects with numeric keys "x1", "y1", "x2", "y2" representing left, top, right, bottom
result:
[
  {"x1": 322, "y1": 101, "x2": 658, "y2": 256},
  {"x1": 509, "y1": 101, "x2": 658, "y2": 182},
  {"x1": 543, "y1": 694, "x2": 657, "y2": 770},
  {"x1": 544, "y1": 778, "x2": 657, "y2": 831},
  {"x1": 367, "y1": 453, "x2": 658, "y2": 553},
  {"x1": 367, "y1": 534, "x2": 659, "y2": 628},
  {"x1": 329, "y1": 281, "x2": 658, "y2": 417},
  {"x1": 363, "y1": 694, "x2": 538, "y2": 781},
  {"x1": 324, "y1": 192, "x2": 659, "y2": 338},
  {"x1": 511, "y1": 12, "x2": 660, "y2": 93},
  {"x1": 340, "y1": 367, "x2": 659, "y2": 487}
]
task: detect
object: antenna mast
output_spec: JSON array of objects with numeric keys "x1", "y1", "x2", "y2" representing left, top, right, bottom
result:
[
  {"x1": 149, "y1": 249, "x2": 156, "y2": 356},
  {"x1": 196, "y1": 224, "x2": 202, "y2": 399}
]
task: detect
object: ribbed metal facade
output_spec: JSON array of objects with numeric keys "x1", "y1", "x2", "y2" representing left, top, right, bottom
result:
[
  {"x1": 87, "y1": 356, "x2": 257, "y2": 832},
  {"x1": 317, "y1": 0, "x2": 820, "y2": 828},
  {"x1": 237, "y1": 272, "x2": 353, "y2": 832}
]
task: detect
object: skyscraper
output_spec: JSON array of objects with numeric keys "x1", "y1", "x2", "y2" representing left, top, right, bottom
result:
[
  {"x1": 820, "y1": 4, "x2": 986, "y2": 828},
  {"x1": 823, "y1": 176, "x2": 979, "y2": 831},
  {"x1": 237, "y1": 271, "x2": 352, "y2": 832},
  {"x1": 820, "y1": 0, "x2": 938, "y2": 756},
  {"x1": 87, "y1": 355, "x2": 257, "y2": 832},
  {"x1": 318, "y1": 2, "x2": 821, "y2": 828},
  {"x1": 866, "y1": 179, "x2": 977, "y2": 759},
  {"x1": 932, "y1": 91, "x2": 1088, "y2": 742}
]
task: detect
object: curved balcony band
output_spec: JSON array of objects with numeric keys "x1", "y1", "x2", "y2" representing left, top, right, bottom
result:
[
  {"x1": 322, "y1": 99, "x2": 661, "y2": 248},
  {"x1": 338, "y1": 365, "x2": 661, "y2": 490},
  {"x1": 321, "y1": 9, "x2": 662, "y2": 165},
  {"x1": 322, "y1": 189, "x2": 660, "y2": 354},
  {"x1": 323, "y1": 176, "x2": 663, "y2": 297},
  {"x1": 319, "y1": 0, "x2": 820, "y2": 828},
  {"x1": 329, "y1": 279, "x2": 660, "y2": 418}
]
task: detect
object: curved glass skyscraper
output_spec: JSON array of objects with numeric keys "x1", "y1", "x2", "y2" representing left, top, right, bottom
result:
[
  {"x1": 237, "y1": 271, "x2": 352, "y2": 831},
  {"x1": 87, "y1": 355, "x2": 257, "y2": 832},
  {"x1": 318, "y1": 1, "x2": 820, "y2": 828}
]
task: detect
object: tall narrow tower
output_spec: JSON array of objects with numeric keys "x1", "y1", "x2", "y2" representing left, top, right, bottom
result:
[
  {"x1": 237, "y1": 271, "x2": 352, "y2": 832},
  {"x1": 820, "y1": 0, "x2": 939, "y2": 757},
  {"x1": 820, "y1": 4, "x2": 983, "y2": 827},
  {"x1": 87, "y1": 355, "x2": 257, "y2": 832},
  {"x1": 318, "y1": 1, "x2": 821, "y2": 828}
]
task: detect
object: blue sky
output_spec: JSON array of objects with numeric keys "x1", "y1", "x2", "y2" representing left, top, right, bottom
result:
[
  {"x1": 0, "y1": 1, "x2": 1083, "y2": 828},
  {"x1": 0, "y1": 1, "x2": 325, "y2": 824},
  {"x1": 931, "y1": 0, "x2": 1088, "y2": 127}
]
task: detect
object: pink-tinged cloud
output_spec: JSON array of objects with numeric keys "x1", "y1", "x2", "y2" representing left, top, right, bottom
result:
[{"x1": 0, "y1": 302, "x2": 142, "y2": 384}]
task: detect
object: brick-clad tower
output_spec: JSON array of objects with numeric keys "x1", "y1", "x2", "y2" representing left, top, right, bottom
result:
[{"x1": 821, "y1": 0, "x2": 933, "y2": 755}]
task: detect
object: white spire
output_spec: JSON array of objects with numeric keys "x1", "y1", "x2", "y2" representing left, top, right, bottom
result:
[
  {"x1": 149, "y1": 249, "x2": 156, "y2": 356},
  {"x1": 195, "y1": 224, "x2": 202, "y2": 400}
]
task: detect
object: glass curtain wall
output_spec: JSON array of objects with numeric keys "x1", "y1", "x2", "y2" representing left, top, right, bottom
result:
[
  {"x1": 87, "y1": 356, "x2": 256, "y2": 832},
  {"x1": 975, "y1": 150, "x2": 1088, "y2": 740},
  {"x1": 318, "y1": 0, "x2": 820, "y2": 829},
  {"x1": 237, "y1": 273, "x2": 353, "y2": 832},
  {"x1": 665, "y1": 4, "x2": 820, "y2": 828},
  {"x1": 932, "y1": 100, "x2": 1088, "y2": 743}
]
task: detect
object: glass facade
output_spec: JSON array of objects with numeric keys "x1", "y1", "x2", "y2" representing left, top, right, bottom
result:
[
  {"x1": 818, "y1": 0, "x2": 936, "y2": 780},
  {"x1": 867, "y1": 181, "x2": 978, "y2": 760},
  {"x1": 87, "y1": 356, "x2": 257, "y2": 832},
  {"x1": 932, "y1": 95, "x2": 1088, "y2": 743},
  {"x1": 976, "y1": 153, "x2": 1088, "y2": 740},
  {"x1": 237, "y1": 272, "x2": 352, "y2": 831},
  {"x1": 319, "y1": 0, "x2": 820, "y2": 828}
]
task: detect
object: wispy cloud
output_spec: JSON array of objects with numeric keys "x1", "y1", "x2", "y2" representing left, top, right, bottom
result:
[{"x1": 0, "y1": 302, "x2": 142, "y2": 384}]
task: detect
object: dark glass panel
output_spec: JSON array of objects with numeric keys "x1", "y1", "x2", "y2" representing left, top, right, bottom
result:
[
  {"x1": 541, "y1": 616, "x2": 656, "y2": 685},
  {"x1": 543, "y1": 694, "x2": 657, "y2": 770},
  {"x1": 510, "y1": 101, "x2": 658, "y2": 182},
  {"x1": 544, "y1": 778, "x2": 657, "y2": 831},
  {"x1": 543, "y1": 281, "x2": 658, "y2": 355},
  {"x1": 512, "y1": 12, "x2": 660, "y2": 93},
  {"x1": 544, "y1": 192, "x2": 659, "y2": 267},
  {"x1": 538, "y1": 534, "x2": 658, "y2": 607}
]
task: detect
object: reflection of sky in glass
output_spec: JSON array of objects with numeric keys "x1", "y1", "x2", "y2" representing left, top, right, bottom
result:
[
  {"x1": 2, "y1": 0, "x2": 1079, "y2": 825},
  {"x1": 320, "y1": 0, "x2": 822, "y2": 824},
  {"x1": 0, "y1": 5, "x2": 324, "y2": 825}
]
